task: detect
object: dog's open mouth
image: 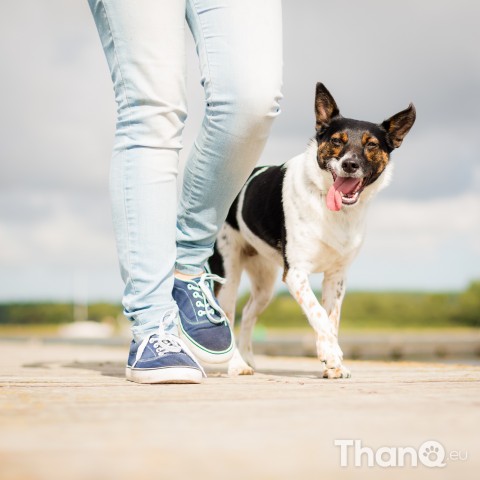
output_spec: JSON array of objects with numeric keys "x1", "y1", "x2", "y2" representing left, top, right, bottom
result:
[{"x1": 326, "y1": 172, "x2": 365, "y2": 211}]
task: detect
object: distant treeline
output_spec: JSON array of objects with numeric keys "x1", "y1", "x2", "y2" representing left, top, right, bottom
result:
[
  {"x1": 0, "y1": 281, "x2": 478, "y2": 329},
  {"x1": 0, "y1": 303, "x2": 120, "y2": 326},
  {"x1": 251, "y1": 281, "x2": 480, "y2": 329}
]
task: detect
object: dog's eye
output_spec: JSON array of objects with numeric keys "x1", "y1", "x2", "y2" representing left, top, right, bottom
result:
[
  {"x1": 366, "y1": 141, "x2": 379, "y2": 149},
  {"x1": 330, "y1": 138, "x2": 343, "y2": 147}
]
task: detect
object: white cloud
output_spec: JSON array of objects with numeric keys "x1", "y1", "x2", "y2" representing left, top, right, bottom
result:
[
  {"x1": 346, "y1": 193, "x2": 480, "y2": 290},
  {"x1": 0, "y1": 191, "x2": 117, "y2": 269},
  {"x1": 366, "y1": 193, "x2": 480, "y2": 252}
]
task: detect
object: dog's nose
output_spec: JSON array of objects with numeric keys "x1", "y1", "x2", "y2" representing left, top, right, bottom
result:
[{"x1": 342, "y1": 159, "x2": 360, "y2": 174}]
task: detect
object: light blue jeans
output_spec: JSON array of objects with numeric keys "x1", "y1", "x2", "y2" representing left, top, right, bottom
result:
[{"x1": 88, "y1": 0, "x2": 283, "y2": 342}]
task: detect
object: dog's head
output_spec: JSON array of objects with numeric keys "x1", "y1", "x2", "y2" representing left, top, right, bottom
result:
[{"x1": 314, "y1": 83, "x2": 416, "y2": 211}]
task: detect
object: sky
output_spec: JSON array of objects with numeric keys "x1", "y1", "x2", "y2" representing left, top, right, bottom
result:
[{"x1": 0, "y1": 0, "x2": 479, "y2": 302}]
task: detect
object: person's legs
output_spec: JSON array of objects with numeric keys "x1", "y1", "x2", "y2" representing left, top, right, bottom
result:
[
  {"x1": 172, "y1": 0, "x2": 283, "y2": 362},
  {"x1": 88, "y1": 0, "x2": 186, "y2": 342},
  {"x1": 88, "y1": 0, "x2": 204, "y2": 383},
  {"x1": 176, "y1": 0, "x2": 283, "y2": 273}
]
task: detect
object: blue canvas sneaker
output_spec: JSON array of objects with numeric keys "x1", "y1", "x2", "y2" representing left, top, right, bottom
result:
[
  {"x1": 126, "y1": 328, "x2": 205, "y2": 384},
  {"x1": 173, "y1": 273, "x2": 234, "y2": 364}
]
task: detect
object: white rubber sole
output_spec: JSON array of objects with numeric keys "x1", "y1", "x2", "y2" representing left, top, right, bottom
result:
[
  {"x1": 125, "y1": 366, "x2": 203, "y2": 384},
  {"x1": 178, "y1": 328, "x2": 235, "y2": 365}
]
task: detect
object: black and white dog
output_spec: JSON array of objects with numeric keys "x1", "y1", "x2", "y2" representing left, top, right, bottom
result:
[{"x1": 210, "y1": 83, "x2": 415, "y2": 378}]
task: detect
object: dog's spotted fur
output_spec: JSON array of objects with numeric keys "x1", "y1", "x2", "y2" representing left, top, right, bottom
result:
[{"x1": 211, "y1": 83, "x2": 415, "y2": 378}]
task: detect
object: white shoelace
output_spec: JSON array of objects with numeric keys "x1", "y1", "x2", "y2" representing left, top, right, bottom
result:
[
  {"x1": 187, "y1": 273, "x2": 227, "y2": 325},
  {"x1": 133, "y1": 320, "x2": 206, "y2": 377}
]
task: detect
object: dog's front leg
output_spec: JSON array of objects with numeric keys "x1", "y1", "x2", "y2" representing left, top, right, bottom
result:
[
  {"x1": 285, "y1": 268, "x2": 350, "y2": 379},
  {"x1": 322, "y1": 269, "x2": 347, "y2": 338},
  {"x1": 321, "y1": 269, "x2": 351, "y2": 378}
]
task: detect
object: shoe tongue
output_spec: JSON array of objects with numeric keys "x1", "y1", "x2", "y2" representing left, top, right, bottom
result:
[{"x1": 326, "y1": 177, "x2": 362, "y2": 212}]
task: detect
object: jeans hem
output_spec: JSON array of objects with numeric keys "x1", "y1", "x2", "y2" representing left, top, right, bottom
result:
[
  {"x1": 129, "y1": 305, "x2": 180, "y2": 342},
  {"x1": 174, "y1": 263, "x2": 205, "y2": 276}
]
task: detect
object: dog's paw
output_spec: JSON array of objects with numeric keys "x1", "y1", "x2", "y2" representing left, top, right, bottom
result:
[
  {"x1": 240, "y1": 348, "x2": 256, "y2": 370},
  {"x1": 321, "y1": 364, "x2": 351, "y2": 379},
  {"x1": 316, "y1": 339, "x2": 349, "y2": 378},
  {"x1": 228, "y1": 363, "x2": 255, "y2": 376},
  {"x1": 228, "y1": 348, "x2": 255, "y2": 377}
]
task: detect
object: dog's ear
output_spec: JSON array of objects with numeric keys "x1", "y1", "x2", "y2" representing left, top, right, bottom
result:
[
  {"x1": 315, "y1": 83, "x2": 340, "y2": 132},
  {"x1": 381, "y1": 103, "x2": 416, "y2": 149}
]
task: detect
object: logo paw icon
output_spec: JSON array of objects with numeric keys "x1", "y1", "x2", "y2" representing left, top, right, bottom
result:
[
  {"x1": 423, "y1": 445, "x2": 440, "y2": 462},
  {"x1": 419, "y1": 441, "x2": 446, "y2": 468}
]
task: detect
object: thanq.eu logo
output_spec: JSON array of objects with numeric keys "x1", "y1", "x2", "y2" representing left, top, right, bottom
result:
[{"x1": 334, "y1": 439, "x2": 468, "y2": 468}]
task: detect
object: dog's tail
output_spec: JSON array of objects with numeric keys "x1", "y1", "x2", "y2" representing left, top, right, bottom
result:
[{"x1": 206, "y1": 242, "x2": 225, "y2": 296}]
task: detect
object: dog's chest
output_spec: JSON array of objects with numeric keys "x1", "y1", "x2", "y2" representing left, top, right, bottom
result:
[{"x1": 283, "y1": 160, "x2": 366, "y2": 272}]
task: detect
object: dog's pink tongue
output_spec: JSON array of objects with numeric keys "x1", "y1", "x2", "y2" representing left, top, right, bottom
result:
[
  {"x1": 326, "y1": 177, "x2": 361, "y2": 212},
  {"x1": 327, "y1": 186, "x2": 342, "y2": 211}
]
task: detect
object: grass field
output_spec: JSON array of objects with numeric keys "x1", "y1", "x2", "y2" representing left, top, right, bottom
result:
[{"x1": 242, "y1": 290, "x2": 472, "y2": 330}]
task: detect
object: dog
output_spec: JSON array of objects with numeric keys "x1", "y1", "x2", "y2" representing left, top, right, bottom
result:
[{"x1": 209, "y1": 83, "x2": 416, "y2": 379}]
